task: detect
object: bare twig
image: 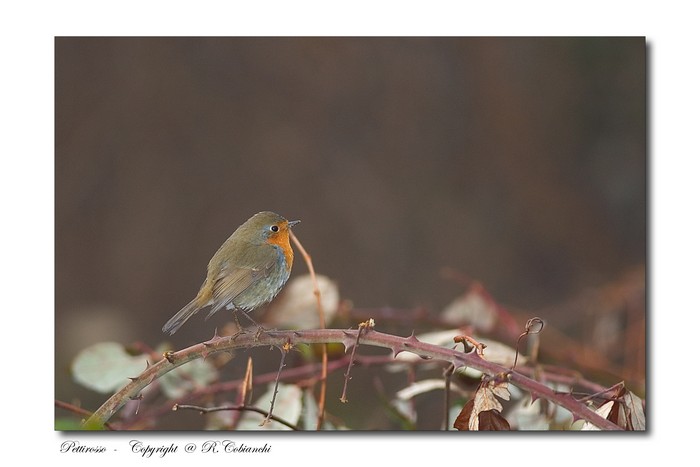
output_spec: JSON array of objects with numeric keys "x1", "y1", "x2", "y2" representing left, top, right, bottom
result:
[
  {"x1": 512, "y1": 317, "x2": 545, "y2": 370},
  {"x1": 262, "y1": 342, "x2": 291, "y2": 425},
  {"x1": 229, "y1": 357, "x2": 254, "y2": 429},
  {"x1": 289, "y1": 231, "x2": 328, "y2": 429},
  {"x1": 340, "y1": 319, "x2": 375, "y2": 403},
  {"x1": 443, "y1": 364, "x2": 455, "y2": 431},
  {"x1": 576, "y1": 382, "x2": 626, "y2": 403},
  {"x1": 174, "y1": 403, "x2": 299, "y2": 430}
]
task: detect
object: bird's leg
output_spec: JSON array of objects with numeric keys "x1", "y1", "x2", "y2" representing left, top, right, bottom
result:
[
  {"x1": 227, "y1": 303, "x2": 272, "y2": 339},
  {"x1": 238, "y1": 311, "x2": 271, "y2": 340},
  {"x1": 223, "y1": 303, "x2": 247, "y2": 337},
  {"x1": 228, "y1": 312, "x2": 245, "y2": 340}
]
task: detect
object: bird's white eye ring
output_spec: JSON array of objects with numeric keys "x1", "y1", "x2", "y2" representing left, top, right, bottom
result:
[{"x1": 270, "y1": 225, "x2": 279, "y2": 232}]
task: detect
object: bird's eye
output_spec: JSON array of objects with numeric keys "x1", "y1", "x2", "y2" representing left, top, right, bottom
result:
[{"x1": 270, "y1": 225, "x2": 279, "y2": 232}]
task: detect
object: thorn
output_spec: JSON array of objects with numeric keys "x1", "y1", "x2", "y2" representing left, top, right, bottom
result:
[
  {"x1": 128, "y1": 377, "x2": 138, "y2": 382},
  {"x1": 164, "y1": 351, "x2": 175, "y2": 363},
  {"x1": 570, "y1": 410, "x2": 584, "y2": 422},
  {"x1": 406, "y1": 330, "x2": 420, "y2": 344},
  {"x1": 341, "y1": 332, "x2": 357, "y2": 352},
  {"x1": 172, "y1": 404, "x2": 179, "y2": 411},
  {"x1": 203, "y1": 328, "x2": 223, "y2": 348}
]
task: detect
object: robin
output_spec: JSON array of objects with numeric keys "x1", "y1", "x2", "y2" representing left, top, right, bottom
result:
[{"x1": 162, "y1": 211, "x2": 300, "y2": 335}]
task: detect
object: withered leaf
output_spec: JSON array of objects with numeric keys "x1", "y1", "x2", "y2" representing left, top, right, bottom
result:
[
  {"x1": 441, "y1": 287, "x2": 498, "y2": 332},
  {"x1": 478, "y1": 409, "x2": 511, "y2": 431},
  {"x1": 453, "y1": 399, "x2": 474, "y2": 431},
  {"x1": 581, "y1": 383, "x2": 645, "y2": 430},
  {"x1": 581, "y1": 400, "x2": 614, "y2": 431},
  {"x1": 622, "y1": 389, "x2": 646, "y2": 431},
  {"x1": 453, "y1": 379, "x2": 512, "y2": 431}
]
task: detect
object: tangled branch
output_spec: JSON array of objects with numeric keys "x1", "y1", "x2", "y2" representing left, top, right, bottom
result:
[{"x1": 82, "y1": 327, "x2": 622, "y2": 430}]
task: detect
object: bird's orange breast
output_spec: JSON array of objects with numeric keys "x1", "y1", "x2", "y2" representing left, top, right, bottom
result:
[{"x1": 265, "y1": 230, "x2": 294, "y2": 270}]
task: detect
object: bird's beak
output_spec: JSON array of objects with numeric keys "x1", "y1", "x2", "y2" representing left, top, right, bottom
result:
[{"x1": 288, "y1": 220, "x2": 301, "y2": 229}]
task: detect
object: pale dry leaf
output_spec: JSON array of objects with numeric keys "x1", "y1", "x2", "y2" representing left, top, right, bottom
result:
[
  {"x1": 392, "y1": 329, "x2": 523, "y2": 377},
  {"x1": 623, "y1": 389, "x2": 646, "y2": 431},
  {"x1": 473, "y1": 386, "x2": 502, "y2": 413},
  {"x1": 159, "y1": 359, "x2": 217, "y2": 399},
  {"x1": 264, "y1": 274, "x2": 340, "y2": 328},
  {"x1": 506, "y1": 398, "x2": 551, "y2": 430},
  {"x1": 71, "y1": 342, "x2": 149, "y2": 393},
  {"x1": 302, "y1": 387, "x2": 318, "y2": 431},
  {"x1": 237, "y1": 383, "x2": 302, "y2": 431},
  {"x1": 441, "y1": 289, "x2": 498, "y2": 332},
  {"x1": 490, "y1": 380, "x2": 511, "y2": 401},
  {"x1": 469, "y1": 380, "x2": 510, "y2": 430},
  {"x1": 453, "y1": 339, "x2": 524, "y2": 378},
  {"x1": 391, "y1": 398, "x2": 417, "y2": 425},
  {"x1": 395, "y1": 379, "x2": 447, "y2": 401},
  {"x1": 581, "y1": 400, "x2": 614, "y2": 431}
]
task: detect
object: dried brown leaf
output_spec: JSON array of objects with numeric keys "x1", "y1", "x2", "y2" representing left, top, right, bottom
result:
[
  {"x1": 453, "y1": 379, "x2": 512, "y2": 431},
  {"x1": 478, "y1": 409, "x2": 511, "y2": 431},
  {"x1": 582, "y1": 384, "x2": 645, "y2": 431},
  {"x1": 453, "y1": 399, "x2": 473, "y2": 431},
  {"x1": 581, "y1": 400, "x2": 614, "y2": 431},
  {"x1": 622, "y1": 389, "x2": 646, "y2": 431}
]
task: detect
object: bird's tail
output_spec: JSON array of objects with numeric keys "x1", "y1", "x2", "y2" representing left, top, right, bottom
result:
[{"x1": 162, "y1": 297, "x2": 202, "y2": 335}]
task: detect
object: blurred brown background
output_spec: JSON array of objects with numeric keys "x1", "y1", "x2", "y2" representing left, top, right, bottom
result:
[{"x1": 55, "y1": 37, "x2": 645, "y2": 421}]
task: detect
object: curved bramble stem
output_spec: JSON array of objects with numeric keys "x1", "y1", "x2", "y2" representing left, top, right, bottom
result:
[
  {"x1": 289, "y1": 231, "x2": 328, "y2": 429},
  {"x1": 82, "y1": 328, "x2": 622, "y2": 430}
]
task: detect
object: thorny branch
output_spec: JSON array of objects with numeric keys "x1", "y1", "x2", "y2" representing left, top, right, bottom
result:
[{"x1": 82, "y1": 327, "x2": 623, "y2": 430}]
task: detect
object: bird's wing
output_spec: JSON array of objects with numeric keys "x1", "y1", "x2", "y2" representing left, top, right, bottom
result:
[{"x1": 205, "y1": 248, "x2": 277, "y2": 319}]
